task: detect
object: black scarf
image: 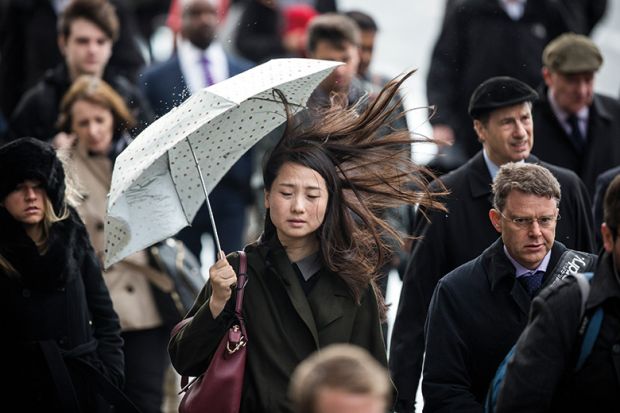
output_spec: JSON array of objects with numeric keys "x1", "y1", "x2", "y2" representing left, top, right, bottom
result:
[{"x1": 0, "y1": 207, "x2": 76, "y2": 290}]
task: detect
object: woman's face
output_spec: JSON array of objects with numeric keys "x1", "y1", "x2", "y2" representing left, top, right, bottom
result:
[
  {"x1": 265, "y1": 162, "x2": 328, "y2": 247},
  {"x1": 2, "y1": 179, "x2": 47, "y2": 227},
  {"x1": 71, "y1": 99, "x2": 114, "y2": 155}
]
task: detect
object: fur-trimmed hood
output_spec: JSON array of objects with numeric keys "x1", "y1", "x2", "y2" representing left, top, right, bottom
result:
[{"x1": 0, "y1": 137, "x2": 66, "y2": 215}]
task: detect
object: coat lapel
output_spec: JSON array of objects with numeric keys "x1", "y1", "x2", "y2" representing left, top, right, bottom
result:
[
  {"x1": 307, "y1": 270, "x2": 346, "y2": 331},
  {"x1": 484, "y1": 239, "x2": 531, "y2": 316},
  {"x1": 268, "y1": 246, "x2": 321, "y2": 347},
  {"x1": 467, "y1": 152, "x2": 493, "y2": 202}
]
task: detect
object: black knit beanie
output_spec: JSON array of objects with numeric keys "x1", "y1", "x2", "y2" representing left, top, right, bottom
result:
[{"x1": 0, "y1": 138, "x2": 66, "y2": 215}]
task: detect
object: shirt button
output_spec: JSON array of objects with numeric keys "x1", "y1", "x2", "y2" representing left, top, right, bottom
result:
[
  {"x1": 612, "y1": 344, "x2": 620, "y2": 354},
  {"x1": 22, "y1": 289, "x2": 31, "y2": 298}
]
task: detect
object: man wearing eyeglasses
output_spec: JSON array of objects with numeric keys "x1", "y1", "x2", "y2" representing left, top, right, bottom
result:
[
  {"x1": 421, "y1": 163, "x2": 597, "y2": 412},
  {"x1": 495, "y1": 175, "x2": 620, "y2": 412},
  {"x1": 390, "y1": 76, "x2": 595, "y2": 413}
]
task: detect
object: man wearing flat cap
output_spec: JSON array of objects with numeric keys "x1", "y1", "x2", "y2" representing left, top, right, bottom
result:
[
  {"x1": 389, "y1": 76, "x2": 594, "y2": 412},
  {"x1": 531, "y1": 33, "x2": 620, "y2": 198}
]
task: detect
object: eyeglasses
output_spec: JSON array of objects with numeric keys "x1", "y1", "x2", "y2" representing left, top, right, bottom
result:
[{"x1": 500, "y1": 212, "x2": 560, "y2": 229}]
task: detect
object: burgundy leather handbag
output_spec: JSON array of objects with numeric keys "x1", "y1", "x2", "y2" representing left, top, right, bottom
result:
[{"x1": 175, "y1": 251, "x2": 248, "y2": 413}]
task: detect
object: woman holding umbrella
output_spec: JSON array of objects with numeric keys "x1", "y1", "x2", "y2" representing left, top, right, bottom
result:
[
  {"x1": 169, "y1": 72, "x2": 446, "y2": 412},
  {"x1": 0, "y1": 138, "x2": 130, "y2": 411},
  {"x1": 56, "y1": 75, "x2": 173, "y2": 413}
]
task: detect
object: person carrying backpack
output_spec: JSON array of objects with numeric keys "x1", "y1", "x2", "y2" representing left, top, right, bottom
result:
[{"x1": 494, "y1": 174, "x2": 620, "y2": 412}]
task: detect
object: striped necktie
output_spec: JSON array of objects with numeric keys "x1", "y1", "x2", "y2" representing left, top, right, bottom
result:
[{"x1": 199, "y1": 55, "x2": 215, "y2": 87}]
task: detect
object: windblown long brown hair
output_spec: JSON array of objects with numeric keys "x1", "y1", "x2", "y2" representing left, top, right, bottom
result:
[{"x1": 262, "y1": 70, "x2": 448, "y2": 319}]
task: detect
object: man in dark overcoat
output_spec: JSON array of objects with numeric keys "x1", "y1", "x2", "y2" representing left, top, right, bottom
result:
[
  {"x1": 422, "y1": 163, "x2": 596, "y2": 411},
  {"x1": 531, "y1": 33, "x2": 620, "y2": 198},
  {"x1": 426, "y1": 0, "x2": 569, "y2": 172},
  {"x1": 389, "y1": 77, "x2": 594, "y2": 412},
  {"x1": 495, "y1": 174, "x2": 620, "y2": 412}
]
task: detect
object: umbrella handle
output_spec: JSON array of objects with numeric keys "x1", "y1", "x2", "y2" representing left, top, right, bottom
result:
[{"x1": 187, "y1": 140, "x2": 223, "y2": 256}]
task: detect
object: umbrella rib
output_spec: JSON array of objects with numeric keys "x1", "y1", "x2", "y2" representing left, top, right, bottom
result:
[{"x1": 247, "y1": 96, "x2": 305, "y2": 108}]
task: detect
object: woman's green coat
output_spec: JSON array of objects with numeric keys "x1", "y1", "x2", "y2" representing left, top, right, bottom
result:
[{"x1": 168, "y1": 236, "x2": 387, "y2": 412}]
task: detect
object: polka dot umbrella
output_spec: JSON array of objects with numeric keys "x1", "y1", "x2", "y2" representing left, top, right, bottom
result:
[{"x1": 104, "y1": 58, "x2": 341, "y2": 268}]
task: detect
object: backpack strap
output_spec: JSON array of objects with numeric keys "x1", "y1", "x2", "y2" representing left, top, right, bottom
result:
[
  {"x1": 569, "y1": 271, "x2": 594, "y2": 319},
  {"x1": 576, "y1": 307, "x2": 604, "y2": 371},
  {"x1": 568, "y1": 271, "x2": 604, "y2": 371}
]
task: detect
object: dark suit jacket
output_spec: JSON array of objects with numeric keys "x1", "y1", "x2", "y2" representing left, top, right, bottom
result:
[
  {"x1": 140, "y1": 53, "x2": 253, "y2": 118},
  {"x1": 532, "y1": 89, "x2": 620, "y2": 198},
  {"x1": 140, "y1": 51, "x2": 255, "y2": 207},
  {"x1": 389, "y1": 151, "x2": 595, "y2": 412}
]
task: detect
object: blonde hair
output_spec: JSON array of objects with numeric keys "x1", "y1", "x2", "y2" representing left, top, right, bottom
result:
[
  {"x1": 290, "y1": 344, "x2": 391, "y2": 413},
  {"x1": 0, "y1": 255, "x2": 17, "y2": 277}
]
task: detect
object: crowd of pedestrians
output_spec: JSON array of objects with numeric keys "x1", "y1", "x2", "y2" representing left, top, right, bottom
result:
[{"x1": 1, "y1": 0, "x2": 620, "y2": 412}]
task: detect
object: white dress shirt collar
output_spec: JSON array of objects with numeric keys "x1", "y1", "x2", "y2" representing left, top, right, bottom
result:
[
  {"x1": 499, "y1": 0, "x2": 527, "y2": 20},
  {"x1": 483, "y1": 149, "x2": 526, "y2": 181},
  {"x1": 177, "y1": 39, "x2": 229, "y2": 94}
]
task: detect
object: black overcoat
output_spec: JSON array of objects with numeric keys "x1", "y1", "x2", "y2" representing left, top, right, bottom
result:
[
  {"x1": 0, "y1": 209, "x2": 125, "y2": 412},
  {"x1": 531, "y1": 89, "x2": 620, "y2": 198},
  {"x1": 169, "y1": 236, "x2": 387, "y2": 413},
  {"x1": 389, "y1": 151, "x2": 594, "y2": 412},
  {"x1": 496, "y1": 250, "x2": 620, "y2": 412},
  {"x1": 421, "y1": 240, "x2": 575, "y2": 412},
  {"x1": 426, "y1": 0, "x2": 567, "y2": 159}
]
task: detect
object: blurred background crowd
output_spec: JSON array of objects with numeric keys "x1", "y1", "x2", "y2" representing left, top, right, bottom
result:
[{"x1": 1, "y1": 0, "x2": 620, "y2": 412}]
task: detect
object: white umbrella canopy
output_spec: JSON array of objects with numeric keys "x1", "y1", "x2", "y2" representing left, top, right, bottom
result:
[{"x1": 104, "y1": 58, "x2": 341, "y2": 268}]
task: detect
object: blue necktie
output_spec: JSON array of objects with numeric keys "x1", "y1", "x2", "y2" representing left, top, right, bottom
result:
[
  {"x1": 520, "y1": 270, "x2": 544, "y2": 298},
  {"x1": 566, "y1": 114, "x2": 585, "y2": 152}
]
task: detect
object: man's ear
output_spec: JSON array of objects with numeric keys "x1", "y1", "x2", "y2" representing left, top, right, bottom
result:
[
  {"x1": 58, "y1": 35, "x2": 67, "y2": 56},
  {"x1": 473, "y1": 119, "x2": 485, "y2": 143},
  {"x1": 601, "y1": 223, "x2": 614, "y2": 253},
  {"x1": 489, "y1": 208, "x2": 502, "y2": 233},
  {"x1": 542, "y1": 67, "x2": 553, "y2": 88}
]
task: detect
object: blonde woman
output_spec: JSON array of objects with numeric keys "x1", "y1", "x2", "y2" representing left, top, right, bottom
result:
[{"x1": 0, "y1": 138, "x2": 129, "y2": 412}]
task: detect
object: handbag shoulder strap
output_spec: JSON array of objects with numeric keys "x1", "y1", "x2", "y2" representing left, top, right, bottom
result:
[{"x1": 235, "y1": 251, "x2": 248, "y2": 317}]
